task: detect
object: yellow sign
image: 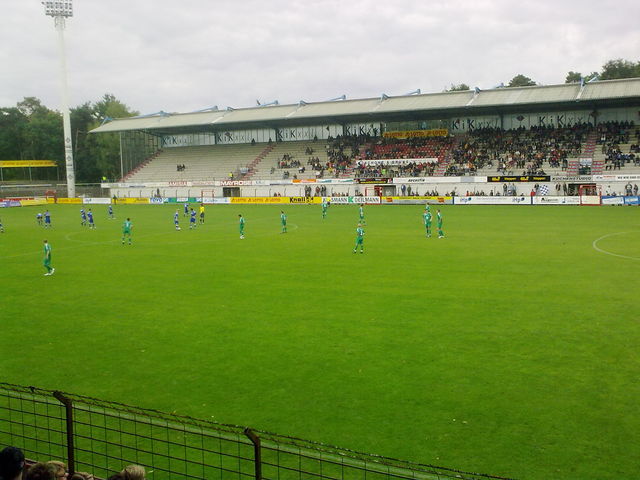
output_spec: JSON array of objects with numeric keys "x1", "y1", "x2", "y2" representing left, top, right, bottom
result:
[
  {"x1": 230, "y1": 197, "x2": 290, "y2": 204},
  {"x1": 383, "y1": 129, "x2": 448, "y2": 139},
  {"x1": 114, "y1": 198, "x2": 150, "y2": 204},
  {"x1": 20, "y1": 199, "x2": 48, "y2": 206},
  {"x1": 0, "y1": 160, "x2": 57, "y2": 168},
  {"x1": 57, "y1": 198, "x2": 83, "y2": 204}
]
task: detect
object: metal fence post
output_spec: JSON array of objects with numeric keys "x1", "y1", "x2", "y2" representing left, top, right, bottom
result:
[
  {"x1": 244, "y1": 428, "x2": 261, "y2": 480},
  {"x1": 53, "y1": 391, "x2": 75, "y2": 475}
]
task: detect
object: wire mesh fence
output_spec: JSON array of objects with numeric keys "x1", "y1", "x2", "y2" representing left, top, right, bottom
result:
[
  {"x1": 0, "y1": 183, "x2": 104, "y2": 198},
  {"x1": 0, "y1": 384, "x2": 513, "y2": 480}
]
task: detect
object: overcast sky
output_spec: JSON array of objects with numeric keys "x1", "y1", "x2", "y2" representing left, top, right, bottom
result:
[{"x1": 1, "y1": 0, "x2": 639, "y2": 115}]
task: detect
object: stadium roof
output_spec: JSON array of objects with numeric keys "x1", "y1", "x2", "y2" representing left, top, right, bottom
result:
[{"x1": 90, "y1": 77, "x2": 640, "y2": 135}]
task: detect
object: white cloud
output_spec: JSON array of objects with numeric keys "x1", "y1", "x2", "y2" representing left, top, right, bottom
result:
[{"x1": 1, "y1": 0, "x2": 638, "y2": 114}]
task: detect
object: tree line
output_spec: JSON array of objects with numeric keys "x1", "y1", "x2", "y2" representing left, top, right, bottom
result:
[
  {"x1": 447, "y1": 58, "x2": 640, "y2": 91},
  {"x1": 0, "y1": 94, "x2": 137, "y2": 183}
]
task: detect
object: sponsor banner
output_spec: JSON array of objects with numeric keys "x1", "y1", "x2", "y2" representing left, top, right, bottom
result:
[
  {"x1": 316, "y1": 178, "x2": 354, "y2": 184},
  {"x1": 356, "y1": 177, "x2": 391, "y2": 184},
  {"x1": 289, "y1": 196, "x2": 322, "y2": 204},
  {"x1": 383, "y1": 129, "x2": 449, "y2": 139},
  {"x1": 0, "y1": 201, "x2": 21, "y2": 208},
  {"x1": 551, "y1": 175, "x2": 593, "y2": 182},
  {"x1": 392, "y1": 176, "x2": 487, "y2": 184},
  {"x1": 82, "y1": 198, "x2": 112, "y2": 205},
  {"x1": 291, "y1": 179, "x2": 317, "y2": 184},
  {"x1": 201, "y1": 197, "x2": 231, "y2": 204},
  {"x1": 0, "y1": 197, "x2": 35, "y2": 202},
  {"x1": 20, "y1": 198, "x2": 48, "y2": 206},
  {"x1": 455, "y1": 196, "x2": 532, "y2": 205},
  {"x1": 169, "y1": 197, "x2": 199, "y2": 203},
  {"x1": 534, "y1": 196, "x2": 580, "y2": 205},
  {"x1": 383, "y1": 196, "x2": 453, "y2": 205},
  {"x1": 0, "y1": 160, "x2": 57, "y2": 168},
  {"x1": 487, "y1": 175, "x2": 551, "y2": 183},
  {"x1": 328, "y1": 196, "x2": 381, "y2": 204},
  {"x1": 623, "y1": 196, "x2": 640, "y2": 205},
  {"x1": 230, "y1": 197, "x2": 291, "y2": 204},
  {"x1": 602, "y1": 196, "x2": 625, "y2": 206},
  {"x1": 594, "y1": 174, "x2": 640, "y2": 182},
  {"x1": 114, "y1": 198, "x2": 150, "y2": 205},
  {"x1": 359, "y1": 158, "x2": 438, "y2": 166},
  {"x1": 149, "y1": 197, "x2": 165, "y2": 204},
  {"x1": 219, "y1": 180, "x2": 254, "y2": 186},
  {"x1": 57, "y1": 197, "x2": 83, "y2": 204}
]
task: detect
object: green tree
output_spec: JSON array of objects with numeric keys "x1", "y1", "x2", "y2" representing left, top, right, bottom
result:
[
  {"x1": 0, "y1": 107, "x2": 27, "y2": 161},
  {"x1": 71, "y1": 102, "x2": 101, "y2": 182},
  {"x1": 599, "y1": 59, "x2": 640, "y2": 80},
  {"x1": 565, "y1": 71, "x2": 600, "y2": 84},
  {"x1": 446, "y1": 83, "x2": 470, "y2": 92},
  {"x1": 89, "y1": 94, "x2": 139, "y2": 181},
  {"x1": 507, "y1": 74, "x2": 536, "y2": 87},
  {"x1": 565, "y1": 71, "x2": 582, "y2": 83}
]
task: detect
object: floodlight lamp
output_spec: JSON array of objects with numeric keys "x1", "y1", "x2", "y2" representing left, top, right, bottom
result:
[{"x1": 42, "y1": 1, "x2": 73, "y2": 17}]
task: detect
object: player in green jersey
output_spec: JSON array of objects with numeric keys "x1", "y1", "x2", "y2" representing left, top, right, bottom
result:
[
  {"x1": 358, "y1": 204, "x2": 366, "y2": 225},
  {"x1": 423, "y1": 209, "x2": 432, "y2": 237},
  {"x1": 122, "y1": 218, "x2": 133, "y2": 245},
  {"x1": 280, "y1": 211, "x2": 287, "y2": 233},
  {"x1": 322, "y1": 199, "x2": 328, "y2": 219},
  {"x1": 353, "y1": 223, "x2": 365, "y2": 254},
  {"x1": 239, "y1": 214, "x2": 245, "y2": 239},
  {"x1": 437, "y1": 209, "x2": 444, "y2": 238},
  {"x1": 43, "y1": 239, "x2": 54, "y2": 276}
]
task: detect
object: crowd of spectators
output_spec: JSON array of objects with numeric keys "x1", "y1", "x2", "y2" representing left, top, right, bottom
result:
[
  {"x1": 270, "y1": 123, "x2": 639, "y2": 180},
  {"x1": 444, "y1": 124, "x2": 589, "y2": 176},
  {"x1": 599, "y1": 121, "x2": 638, "y2": 170},
  {"x1": 0, "y1": 446, "x2": 146, "y2": 480},
  {"x1": 354, "y1": 137, "x2": 453, "y2": 177},
  {"x1": 275, "y1": 134, "x2": 366, "y2": 179}
]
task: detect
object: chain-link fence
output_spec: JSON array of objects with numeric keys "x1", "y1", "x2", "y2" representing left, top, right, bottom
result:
[
  {"x1": 0, "y1": 183, "x2": 104, "y2": 198},
  {"x1": 0, "y1": 384, "x2": 513, "y2": 480}
]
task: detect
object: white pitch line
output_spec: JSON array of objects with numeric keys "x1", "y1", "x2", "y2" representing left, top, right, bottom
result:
[{"x1": 592, "y1": 232, "x2": 640, "y2": 261}]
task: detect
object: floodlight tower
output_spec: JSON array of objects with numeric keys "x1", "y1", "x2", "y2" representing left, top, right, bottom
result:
[{"x1": 42, "y1": 0, "x2": 76, "y2": 198}]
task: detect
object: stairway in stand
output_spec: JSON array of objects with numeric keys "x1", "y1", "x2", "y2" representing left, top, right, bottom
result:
[
  {"x1": 242, "y1": 144, "x2": 276, "y2": 180},
  {"x1": 434, "y1": 159, "x2": 449, "y2": 176},
  {"x1": 566, "y1": 160, "x2": 580, "y2": 175},
  {"x1": 583, "y1": 130, "x2": 604, "y2": 175},
  {"x1": 120, "y1": 151, "x2": 162, "y2": 182}
]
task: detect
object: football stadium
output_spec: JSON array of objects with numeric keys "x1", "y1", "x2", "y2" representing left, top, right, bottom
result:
[{"x1": 2, "y1": 3, "x2": 640, "y2": 480}]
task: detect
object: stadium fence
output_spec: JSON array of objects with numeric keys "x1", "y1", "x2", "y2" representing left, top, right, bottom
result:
[{"x1": 0, "y1": 383, "x2": 513, "y2": 480}]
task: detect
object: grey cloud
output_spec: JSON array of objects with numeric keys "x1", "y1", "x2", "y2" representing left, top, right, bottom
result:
[{"x1": 1, "y1": 0, "x2": 638, "y2": 114}]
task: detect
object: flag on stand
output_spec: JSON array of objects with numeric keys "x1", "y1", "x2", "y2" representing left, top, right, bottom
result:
[{"x1": 539, "y1": 185, "x2": 549, "y2": 195}]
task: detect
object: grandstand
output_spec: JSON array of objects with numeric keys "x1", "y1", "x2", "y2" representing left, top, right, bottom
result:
[
  {"x1": 123, "y1": 143, "x2": 270, "y2": 183},
  {"x1": 91, "y1": 78, "x2": 640, "y2": 198}
]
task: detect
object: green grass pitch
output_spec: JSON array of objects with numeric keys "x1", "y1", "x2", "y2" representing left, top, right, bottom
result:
[{"x1": 1, "y1": 203, "x2": 639, "y2": 480}]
